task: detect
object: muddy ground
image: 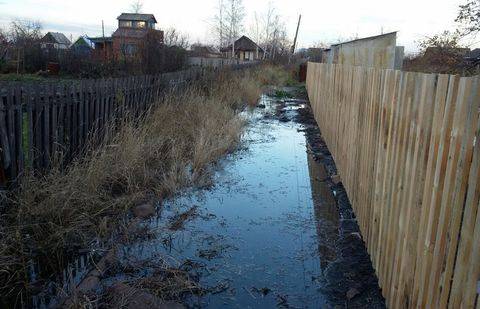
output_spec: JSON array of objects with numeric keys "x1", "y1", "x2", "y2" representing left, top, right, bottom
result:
[{"x1": 31, "y1": 87, "x2": 385, "y2": 308}]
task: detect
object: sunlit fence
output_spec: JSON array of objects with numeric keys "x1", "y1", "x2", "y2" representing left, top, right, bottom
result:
[{"x1": 306, "y1": 62, "x2": 479, "y2": 308}]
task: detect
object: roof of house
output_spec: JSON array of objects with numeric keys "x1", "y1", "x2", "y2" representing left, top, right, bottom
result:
[
  {"x1": 221, "y1": 36, "x2": 263, "y2": 52},
  {"x1": 331, "y1": 31, "x2": 397, "y2": 47},
  {"x1": 466, "y1": 48, "x2": 480, "y2": 59},
  {"x1": 72, "y1": 36, "x2": 94, "y2": 48},
  {"x1": 117, "y1": 13, "x2": 157, "y2": 23},
  {"x1": 43, "y1": 32, "x2": 71, "y2": 45},
  {"x1": 88, "y1": 37, "x2": 113, "y2": 43},
  {"x1": 190, "y1": 45, "x2": 221, "y2": 55}
]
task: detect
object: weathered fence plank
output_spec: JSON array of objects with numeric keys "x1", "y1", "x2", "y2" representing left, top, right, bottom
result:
[{"x1": 306, "y1": 62, "x2": 480, "y2": 308}]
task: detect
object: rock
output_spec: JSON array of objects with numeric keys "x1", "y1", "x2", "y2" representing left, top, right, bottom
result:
[
  {"x1": 331, "y1": 174, "x2": 342, "y2": 184},
  {"x1": 77, "y1": 275, "x2": 100, "y2": 293},
  {"x1": 133, "y1": 202, "x2": 155, "y2": 219},
  {"x1": 346, "y1": 287, "x2": 360, "y2": 300},
  {"x1": 350, "y1": 232, "x2": 362, "y2": 240},
  {"x1": 109, "y1": 282, "x2": 184, "y2": 309},
  {"x1": 257, "y1": 104, "x2": 266, "y2": 109},
  {"x1": 94, "y1": 248, "x2": 117, "y2": 275}
]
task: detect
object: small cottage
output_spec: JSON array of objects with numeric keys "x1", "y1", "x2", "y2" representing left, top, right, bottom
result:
[
  {"x1": 71, "y1": 36, "x2": 94, "y2": 56},
  {"x1": 221, "y1": 36, "x2": 264, "y2": 61},
  {"x1": 41, "y1": 32, "x2": 71, "y2": 50}
]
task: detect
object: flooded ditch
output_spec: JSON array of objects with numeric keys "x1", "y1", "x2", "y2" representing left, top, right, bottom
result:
[{"x1": 30, "y1": 88, "x2": 385, "y2": 308}]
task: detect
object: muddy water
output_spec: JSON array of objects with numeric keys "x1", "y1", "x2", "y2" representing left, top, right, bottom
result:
[{"x1": 110, "y1": 94, "x2": 383, "y2": 308}]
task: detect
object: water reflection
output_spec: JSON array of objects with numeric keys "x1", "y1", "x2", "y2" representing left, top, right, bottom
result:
[
  {"x1": 109, "y1": 96, "x2": 348, "y2": 308},
  {"x1": 307, "y1": 154, "x2": 339, "y2": 271},
  {"x1": 28, "y1": 94, "x2": 383, "y2": 308}
]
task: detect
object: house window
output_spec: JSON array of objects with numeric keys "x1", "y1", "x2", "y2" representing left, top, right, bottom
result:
[
  {"x1": 119, "y1": 20, "x2": 132, "y2": 28},
  {"x1": 121, "y1": 43, "x2": 137, "y2": 56},
  {"x1": 134, "y1": 21, "x2": 146, "y2": 28}
]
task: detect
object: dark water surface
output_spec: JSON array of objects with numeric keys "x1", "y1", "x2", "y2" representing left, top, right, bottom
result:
[{"x1": 112, "y1": 95, "x2": 354, "y2": 308}]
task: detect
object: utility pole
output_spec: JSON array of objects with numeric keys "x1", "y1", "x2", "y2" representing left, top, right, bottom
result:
[
  {"x1": 102, "y1": 20, "x2": 106, "y2": 61},
  {"x1": 291, "y1": 14, "x2": 302, "y2": 55}
]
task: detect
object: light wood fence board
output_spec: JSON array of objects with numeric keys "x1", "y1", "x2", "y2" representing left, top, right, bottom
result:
[{"x1": 306, "y1": 62, "x2": 480, "y2": 308}]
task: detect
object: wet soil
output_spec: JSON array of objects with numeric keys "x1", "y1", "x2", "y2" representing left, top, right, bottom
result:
[{"x1": 30, "y1": 87, "x2": 386, "y2": 308}]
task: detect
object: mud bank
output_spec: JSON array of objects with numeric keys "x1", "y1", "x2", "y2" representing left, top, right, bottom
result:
[{"x1": 293, "y1": 89, "x2": 385, "y2": 308}]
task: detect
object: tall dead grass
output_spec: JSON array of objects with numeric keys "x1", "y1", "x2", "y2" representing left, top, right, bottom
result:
[{"x1": 0, "y1": 66, "x2": 289, "y2": 303}]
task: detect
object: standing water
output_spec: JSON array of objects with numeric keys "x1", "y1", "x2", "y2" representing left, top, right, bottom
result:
[{"x1": 104, "y1": 91, "x2": 385, "y2": 308}]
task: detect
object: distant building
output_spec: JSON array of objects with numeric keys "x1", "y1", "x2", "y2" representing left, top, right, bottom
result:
[
  {"x1": 71, "y1": 36, "x2": 94, "y2": 56},
  {"x1": 221, "y1": 36, "x2": 264, "y2": 61},
  {"x1": 323, "y1": 32, "x2": 404, "y2": 69},
  {"x1": 89, "y1": 37, "x2": 114, "y2": 61},
  {"x1": 189, "y1": 44, "x2": 222, "y2": 58},
  {"x1": 112, "y1": 13, "x2": 164, "y2": 58},
  {"x1": 465, "y1": 48, "x2": 480, "y2": 62},
  {"x1": 41, "y1": 32, "x2": 71, "y2": 50}
]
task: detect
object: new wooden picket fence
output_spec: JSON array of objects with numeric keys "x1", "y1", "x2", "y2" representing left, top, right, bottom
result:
[
  {"x1": 0, "y1": 64, "x2": 255, "y2": 185},
  {"x1": 306, "y1": 62, "x2": 480, "y2": 308}
]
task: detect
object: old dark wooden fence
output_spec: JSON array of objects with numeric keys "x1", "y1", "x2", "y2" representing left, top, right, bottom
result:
[{"x1": 0, "y1": 66, "x2": 246, "y2": 186}]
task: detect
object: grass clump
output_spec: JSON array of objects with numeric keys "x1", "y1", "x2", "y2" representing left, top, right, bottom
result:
[
  {"x1": 273, "y1": 89, "x2": 294, "y2": 99},
  {"x1": 0, "y1": 67, "x2": 277, "y2": 304},
  {"x1": 258, "y1": 65, "x2": 297, "y2": 87}
]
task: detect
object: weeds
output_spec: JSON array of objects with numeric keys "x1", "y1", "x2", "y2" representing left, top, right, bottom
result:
[
  {"x1": 0, "y1": 65, "x2": 290, "y2": 305},
  {"x1": 258, "y1": 65, "x2": 297, "y2": 87},
  {"x1": 273, "y1": 89, "x2": 294, "y2": 99}
]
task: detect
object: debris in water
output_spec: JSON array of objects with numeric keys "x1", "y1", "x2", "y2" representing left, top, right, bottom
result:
[
  {"x1": 251, "y1": 286, "x2": 271, "y2": 296},
  {"x1": 168, "y1": 206, "x2": 199, "y2": 230},
  {"x1": 346, "y1": 287, "x2": 360, "y2": 300},
  {"x1": 133, "y1": 201, "x2": 156, "y2": 219}
]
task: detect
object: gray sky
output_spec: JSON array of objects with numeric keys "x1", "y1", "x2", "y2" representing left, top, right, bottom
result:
[{"x1": 0, "y1": 0, "x2": 475, "y2": 53}]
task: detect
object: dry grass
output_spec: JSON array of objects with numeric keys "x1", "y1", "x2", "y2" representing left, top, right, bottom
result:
[
  {"x1": 257, "y1": 65, "x2": 296, "y2": 87},
  {"x1": 0, "y1": 65, "x2": 290, "y2": 304}
]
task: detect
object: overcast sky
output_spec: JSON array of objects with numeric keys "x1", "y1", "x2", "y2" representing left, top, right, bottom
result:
[{"x1": 0, "y1": 0, "x2": 476, "y2": 53}]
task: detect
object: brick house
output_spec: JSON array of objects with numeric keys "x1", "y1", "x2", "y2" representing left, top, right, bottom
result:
[{"x1": 112, "y1": 13, "x2": 164, "y2": 59}]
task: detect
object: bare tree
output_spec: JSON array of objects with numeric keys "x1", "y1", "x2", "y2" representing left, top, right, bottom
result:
[
  {"x1": 311, "y1": 41, "x2": 329, "y2": 49},
  {"x1": 9, "y1": 19, "x2": 43, "y2": 73},
  {"x1": 212, "y1": 0, "x2": 244, "y2": 49},
  {"x1": 247, "y1": 2, "x2": 290, "y2": 60},
  {"x1": 163, "y1": 27, "x2": 190, "y2": 49},
  {"x1": 249, "y1": 12, "x2": 262, "y2": 45},
  {"x1": 456, "y1": 0, "x2": 480, "y2": 35},
  {"x1": 212, "y1": 0, "x2": 226, "y2": 48},
  {"x1": 226, "y1": 0, "x2": 244, "y2": 44},
  {"x1": 9, "y1": 19, "x2": 42, "y2": 44},
  {"x1": 418, "y1": 30, "x2": 463, "y2": 52},
  {"x1": 140, "y1": 30, "x2": 187, "y2": 74},
  {"x1": 130, "y1": 0, "x2": 144, "y2": 13},
  {"x1": 0, "y1": 28, "x2": 8, "y2": 65}
]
